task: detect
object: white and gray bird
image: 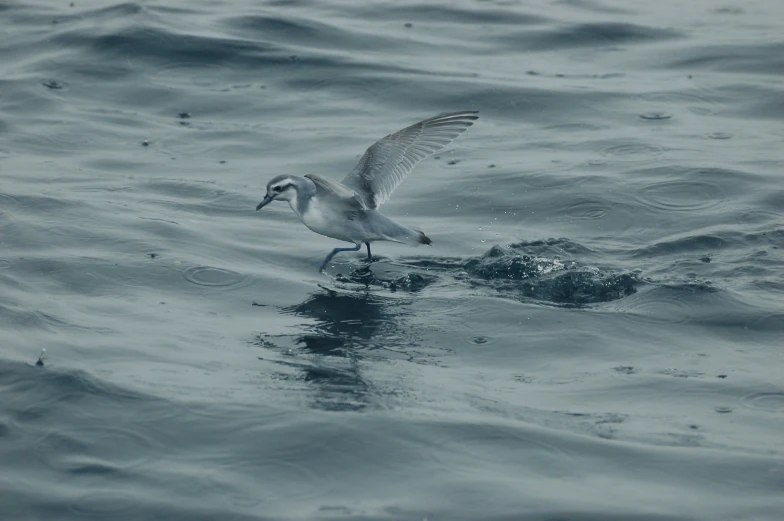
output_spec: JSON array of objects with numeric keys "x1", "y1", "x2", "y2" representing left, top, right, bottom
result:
[{"x1": 255, "y1": 111, "x2": 479, "y2": 271}]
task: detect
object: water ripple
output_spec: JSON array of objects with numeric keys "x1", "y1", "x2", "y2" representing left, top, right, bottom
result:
[
  {"x1": 610, "y1": 287, "x2": 698, "y2": 325},
  {"x1": 181, "y1": 266, "x2": 247, "y2": 287},
  {"x1": 565, "y1": 200, "x2": 609, "y2": 220},
  {"x1": 637, "y1": 180, "x2": 726, "y2": 212},
  {"x1": 600, "y1": 142, "x2": 665, "y2": 161},
  {"x1": 642, "y1": 88, "x2": 721, "y2": 116},
  {"x1": 740, "y1": 393, "x2": 784, "y2": 413}
]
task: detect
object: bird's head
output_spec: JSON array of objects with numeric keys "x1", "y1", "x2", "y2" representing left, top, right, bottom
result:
[{"x1": 256, "y1": 175, "x2": 298, "y2": 210}]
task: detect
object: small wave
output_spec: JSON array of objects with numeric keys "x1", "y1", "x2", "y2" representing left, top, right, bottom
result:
[
  {"x1": 632, "y1": 227, "x2": 783, "y2": 258},
  {"x1": 632, "y1": 234, "x2": 729, "y2": 257},
  {"x1": 463, "y1": 244, "x2": 637, "y2": 305},
  {"x1": 498, "y1": 22, "x2": 681, "y2": 51},
  {"x1": 463, "y1": 244, "x2": 571, "y2": 281},
  {"x1": 375, "y1": 4, "x2": 549, "y2": 25},
  {"x1": 664, "y1": 42, "x2": 784, "y2": 75},
  {"x1": 334, "y1": 240, "x2": 638, "y2": 306},
  {"x1": 84, "y1": 27, "x2": 275, "y2": 65},
  {"x1": 558, "y1": 0, "x2": 635, "y2": 15},
  {"x1": 68, "y1": 491, "x2": 141, "y2": 517}
]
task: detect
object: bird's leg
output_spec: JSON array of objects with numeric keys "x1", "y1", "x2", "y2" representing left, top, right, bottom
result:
[
  {"x1": 319, "y1": 243, "x2": 362, "y2": 272},
  {"x1": 365, "y1": 242, "x2": 372, "y2": 263}
]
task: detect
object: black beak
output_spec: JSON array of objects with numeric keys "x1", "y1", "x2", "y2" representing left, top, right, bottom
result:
[{"x1": 255, "y1": 195, "x2": 274, "y2": 211}]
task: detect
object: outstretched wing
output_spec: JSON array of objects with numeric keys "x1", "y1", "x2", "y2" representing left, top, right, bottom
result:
[
  {"x1": 305, "y1": 173, "x2": 367, "y2": 210},
  {"x1": 341, "y1": 111, "x2": 478, "y2": 209}
]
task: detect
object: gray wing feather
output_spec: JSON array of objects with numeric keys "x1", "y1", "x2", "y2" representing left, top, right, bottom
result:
[
  {"x1": 305, "y1": 173, "x2": 367, "y2": 210},
  {"x1": 341, "y1": 111, "x2": 478, "y2": 209}
]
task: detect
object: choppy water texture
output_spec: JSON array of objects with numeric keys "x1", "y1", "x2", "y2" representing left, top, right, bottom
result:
[{"x1": 2, "y1": 0, "x2": 783, "y2": 519}]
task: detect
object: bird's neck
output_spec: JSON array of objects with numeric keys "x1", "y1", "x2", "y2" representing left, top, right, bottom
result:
[
  {"x1": 289, "y1": 178, "x2": 316, "y2": 217},
  {"x1": 288, "y1": 197, "x2": 303, "y2": 217}
]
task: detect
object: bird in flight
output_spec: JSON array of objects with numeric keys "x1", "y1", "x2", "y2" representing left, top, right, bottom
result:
[{"x1": 255, "y1": 111, "x2": 479, "y2": 271}]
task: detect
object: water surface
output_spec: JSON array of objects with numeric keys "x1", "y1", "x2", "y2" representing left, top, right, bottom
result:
[{"x1": 1, "y1": 0, "x2": 783, "y2": 519}]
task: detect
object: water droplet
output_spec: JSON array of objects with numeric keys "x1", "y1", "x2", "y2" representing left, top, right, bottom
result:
[
  {"x1": 639, "y1": 112, "x2": 672, "y2": 120},
  {"x1": 42, "y1": 80, "x2": 65, "y2": 90}
]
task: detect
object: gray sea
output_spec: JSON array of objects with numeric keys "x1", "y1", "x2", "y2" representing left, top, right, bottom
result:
[{"x1": 2, "y1": 0, "x2": 783, "y2": 519}]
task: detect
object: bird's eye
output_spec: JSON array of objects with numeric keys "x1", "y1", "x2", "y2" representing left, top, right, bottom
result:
[{"x1": 273, "y1": 186, "x2": 282, "y2": 193}]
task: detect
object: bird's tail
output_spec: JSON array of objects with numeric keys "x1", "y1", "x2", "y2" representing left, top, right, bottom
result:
[
  {"x1": 367, "y1": 211, "x2": 432, "y2": 247},
  {"x1": 381, "y1": 223, "x2": 432, "y2": 247}
]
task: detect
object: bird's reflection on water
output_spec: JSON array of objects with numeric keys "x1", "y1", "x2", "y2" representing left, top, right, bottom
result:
[
  {"x1": 285, "y1": 286, "x2": 397, "y2": 349},
  {"x1": 255, "y1": 281, "x2": 418, "y2": 411}
]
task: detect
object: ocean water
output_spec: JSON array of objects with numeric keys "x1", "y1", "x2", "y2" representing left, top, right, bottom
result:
[{"x1": 1, "y1": 0, "x2": 783, "y2": 519}]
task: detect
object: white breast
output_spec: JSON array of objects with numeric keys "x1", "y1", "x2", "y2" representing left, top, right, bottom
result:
[
  {"x1": 299, "y1": 198, "x2": 327, "y2": 230},
  {"x1": 297, "y1": 197, "x2": 354, "y2": 242}
]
